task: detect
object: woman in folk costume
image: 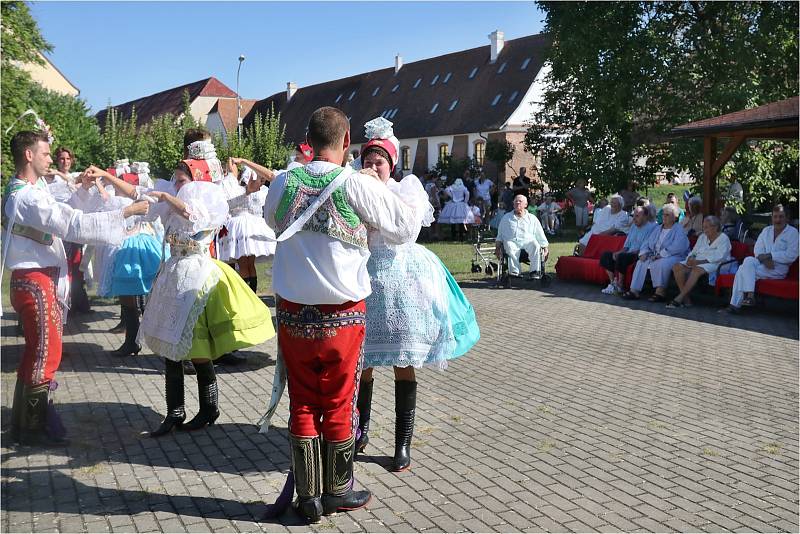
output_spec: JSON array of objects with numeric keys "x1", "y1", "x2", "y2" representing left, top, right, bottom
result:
[
  {"x1": 87, "y1": 160, "x2": 275, "y2": 436},
  {"x1": 354, "y1": 118, "x2": 480, "y2": 471},
  {"x1": 438, "y1": 177, "x2": 475, "y2": 240},
  {"x1": 73, "y1": 162, "x2": 166, "y2": 357},
  {"x1": 217, "y1": 165, "x2": 276, "y2": 292}
]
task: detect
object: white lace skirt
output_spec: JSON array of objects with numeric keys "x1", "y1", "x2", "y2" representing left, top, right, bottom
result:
[
  {"x1": 438, "y1": 200, "x2": 475, "y2": 224},
  {"x1": 217, "y1": 212, "x2": 276, "y2": 261}
]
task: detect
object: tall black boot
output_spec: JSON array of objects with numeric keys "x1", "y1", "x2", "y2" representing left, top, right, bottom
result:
[
  {"x1": 19, "y1": 382, "x2": 69, "y2": 447},
  {"x1": 355, "y1": 379, "x2": 374, "y2": 453},
  {"x1": 149, "y1": 359, "x2": 186, "y2": 437},
  {"x1": 247, "y1": 276, "x2": 258, "y2": 293},
  {"x1": 111, "y1": 305, "x2": 141, "y2": 356},
  {"x1": 393, "y1": 380, "x2": 417, "y2": 472},
  {"x1": 290, "y1": 434, "x2": 323, "y2": 523},
  {"x1": 8, "y1": 377, "x2": 24, "y2": 443},
  {"x1": 109, "y1": 305, "x2": 126, "y2": 334},
  {"x1": 321, "y1": 435, "x2": 371, "y2": 515},
  {"x1": 182, "y1": 361, "x2": 219, "y2": 431}
]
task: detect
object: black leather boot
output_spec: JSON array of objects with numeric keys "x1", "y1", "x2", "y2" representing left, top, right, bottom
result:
[
  {"x1": 149, "y1": 359, "x2": 186, "y2": 437},
  {"x1": 321, "y1": 435, "x2": 371, "y2": 515},
  {"x1": 109, "y1": 305, "x2": 126, "y2": 334},
  {"x1": 247, "y1": 276, "x2": 258, "y2": 293},
  {"x1": 8, "y1": 377, "x2": 24, "y2": 443},
  {"x1": 393, "y1": 380, "x2": 417, "y2": 472},
  {"x1": 289, "y1": 434, "x2": 323, "y2": 523},
  {"x1": 111, "y1": 305, "x2": 141, "y2": 356},
  {"x1": 19, "y1": 382, "x2": 69, "y2": 447},
  {"x1": 355, "y1": 379, "x2": 373, "y2": 453},
  {"x1": 182, "y1": 361, "x2": 219, "y2": 431}
]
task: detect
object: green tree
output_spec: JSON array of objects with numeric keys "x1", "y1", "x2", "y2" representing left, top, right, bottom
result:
[
  {"x1": 247, "y1": 104, "x2": 291, "y2": 168},
  {"x1": 526, "y1": 1, "x2": 799, "y2": 205}
]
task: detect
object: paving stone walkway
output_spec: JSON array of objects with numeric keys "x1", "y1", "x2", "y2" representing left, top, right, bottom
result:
[{"x1": 2, "y1": 280, "x2": 798, "y2": 532}]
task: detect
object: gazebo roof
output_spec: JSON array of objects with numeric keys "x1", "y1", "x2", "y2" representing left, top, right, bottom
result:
[{"x1": 671, "y1": 96, "x2": 798, "y2": 138}]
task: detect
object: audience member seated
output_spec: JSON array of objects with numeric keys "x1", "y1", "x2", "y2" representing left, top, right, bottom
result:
[
  {"x1": 538, "y1": 194, "x2": 561, "y2": 235},
  {"x1": 577, "y1": 194, "x2": 631, "y2": 255},
  {"x1": 722, "y1": 204, "x2": 799, "y2": 313},
  {"x1": 682, "y1": 196, "x2": 704, "y2": 237},
  {"x1": 623, "y1": 204, "x2": 690, "y2": 302},
  {"x1": 720, "y1": 206, "x2": 743, "y2": 241},
  {"x1": 599, "y1": 205, "x2": 657, "y2": 295},
  {"x1": 667, "y1": 216, "x2": 732, "y2": 308},
  {"x1": 495, "y1": 195, "x2": 549, "y2": 279},
  {"x1": 656, "y1": 192, "x2": 685, "y2": 224}
]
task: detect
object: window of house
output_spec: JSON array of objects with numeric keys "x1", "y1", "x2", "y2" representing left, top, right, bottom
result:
[
  {"x1": 448, "y1": 99, "x2": 459, "y2": 111},
  {"x1": 430, "y1": 102, "x2": 439, "y2": 113},
  {"x1": 389, "y1": 108, "x2": 399, "y2": 119},
  {"x1": 508, "y1": 90, "x2": 519, "y2": 103},
  {"x1": 497, "y1": 61, "x2": 508, "y2": 74},
  {"x1": 438, "y1": 144, "x2": 449, "y2": 163},
  {"x1": 348, "y1": 90, "x2": 356, "y2": 100},
  {"x1": 468, "y1": 67, "x2": 478, "y2": 79},
  {"x1": 474, "y1": 141, "x2": 485, "y2": 166},
  {"x1": 413, "y1": 78, "x2": 422, "y2": 88},
  {"x1": 443, "y1": 72, "x2": 452, "y2": 83},
  {"x1": 392, "y1": 84, "x2": 400, "y2": 93},
  {"x1": 491, "y1": 93, "x2": 502, "y2": 106},
  {"x1": 372, "y1": 87, "x2": 380, "y2": 96},
  {"x1": 401, "y1": 146, "x2": 411, "y2": 170},
  {"x1": 430, "y1": 74, "x2": 439, "y2": 85},
  {"x1": 335, "y1": 93, "x2": 343, "y2": 103},
  {"x1": 520, "y1": 57, "x2": 531, "y2": 70}
]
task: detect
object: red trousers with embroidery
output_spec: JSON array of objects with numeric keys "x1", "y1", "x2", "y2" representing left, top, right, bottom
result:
[
  {"x1": 10, "y1": 268, "x2": 63, "y2": 386},
  {"x1": 278, "y1": 298, "x2": 365, "y2": 442}
]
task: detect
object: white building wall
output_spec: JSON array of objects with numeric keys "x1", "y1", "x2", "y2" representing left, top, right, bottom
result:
[{"x1": 205, "y1": 111, "x2": 227, "y2": 141}]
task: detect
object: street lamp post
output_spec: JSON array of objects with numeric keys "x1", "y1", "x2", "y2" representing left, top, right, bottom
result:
[{"x1": 236, "y1": 54, "x2": 245, "y2": 139}]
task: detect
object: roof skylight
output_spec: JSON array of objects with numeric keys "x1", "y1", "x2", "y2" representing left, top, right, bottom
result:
[
  {"x1": 468, "y1": 67, "x2": 478, "y2": 79},
  {"x1": 448, "y1": 100, "x2": 458, "y2": 111},
  {"x1": 413, "y1": 78, "x2": 422, "y2": 88},
  {"x1": 348, "y1": 90, "x2": 356, "y2": 101},
  {"x1": 443, "y1": 72, "x2": 452, "y2": 83},
  {"x1": 497, "y1": 61, "x2": 508, "y2": 74},
  {"x1": 508, "y1": 91, "x2": 519, "y2": 103},
  {"x1": 335, "y1": 93, "x2": 343, "y2": 103},
  {"x1": 520, "y1": 58, "x2": 531, "y2": 70},
  {"x1": 430, "y1": 102, "x2": 439, "y2": 113},
  {"x1": 430, "y1": 74, "x2": 440, "y2": 85},
  {"x1": 392, "y1": 84, "x2": 400, "y2": 93},
  {"x1": 372, "y1": 87, "x2": 380, "y2": 96},
  {"x1": 491, "y1": 93, "x2": 502, "y2": 106}
]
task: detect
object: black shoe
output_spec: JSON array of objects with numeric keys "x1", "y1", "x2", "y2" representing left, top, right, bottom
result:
[
  {"x1": 182, "y1": 360, "x2": 196, "y2": 375},
  {"x1": 149, "y1": 359, "x2": 186, "y2": 437},
  {"x1": 182, "y1": 361, "x2": 220, "y2": 431},
  {"x1": 111, "y1": 305, "x2": 141, "y2": 356},
  {"x1": 393, "y1": 380, "x2": 417, "y2": 472},
  {"x1": 247, "y1": 276, "x2": 258, "y2": 293},
  {"x1": 18, "y1": 382, "x2": 69, "y2": 447},
  {"x1": 289, "y1": 434, "x2": 323, "y2": 522},
  {"x1": 322, "y1": 435, "x2": 371, "y2": 515},
  {"x1": 355, "y1": 379, "x2": 374, "y2": 454},
  {"x1": 109, "y1": 305, "x2": 126, "y2": 334}
]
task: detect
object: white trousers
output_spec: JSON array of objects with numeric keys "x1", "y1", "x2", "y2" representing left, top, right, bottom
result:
[
  {"x1": 503, "y1": 239, "x2": 542, "y2": 275},
  {"x1": 730, "y1": 256, "x2": 789, "y2": 307},
  {"x1": 630, "y1": 256, "x2": 682, "y2": 292},
  {"x1": 574, "y1": 206, "x2": 589, "y2": 228}
]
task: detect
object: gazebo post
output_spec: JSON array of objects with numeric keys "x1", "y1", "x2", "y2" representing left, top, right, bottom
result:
[{"x1": 703, "y1": 136, "x2": 717, "y2": 215}]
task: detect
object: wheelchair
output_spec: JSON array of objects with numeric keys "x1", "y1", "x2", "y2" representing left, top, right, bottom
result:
[{"x1": 497, "y1": 247, "x2": 552, "y2": 289}]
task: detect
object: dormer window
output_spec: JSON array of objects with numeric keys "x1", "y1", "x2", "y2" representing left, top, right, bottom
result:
[
  {"x1": 372, "y1": 87, "x2": 380, "y2": 96},
  {"x1": 443, "y1": 72, "x2": 452, "y2": 84},
  {"x1": 335, "y1": 93, "x2": 343, "y2": 103},
  {"x1": 497, "y1": 61, "x2": 508, "y2": 74},
  {"x1": 520, "y1": 57, "x2": 531, "y2": 70},
  {"x1": 468, "y1": 67, "x2": 478, "y2": 79},
  {"x1": 413, "y1": 78, "x2": 422, "y2": 88},
  {"x1": 389, "y1": 108, "x2": 399, "y2": 119},
  {"x1": 348, "y1": 90, "x2": 356, "y2": 101},
  {"x1": 430, "y1": 74, "x2": 439, "y2": 85},
  {"x1": 392, "y1": 84, "x2": 400, "y2": 93},
  {"x1": 491, "y1": 93, "x2": 502, "y2": 106},
  {"x1": 448, "y1": 99, "x2": 459, "y2": 111},
  {"x1": 508, "y1": 90, "x2": 519, "y2": 103},
  {"x1": 430, "y1": 102, "x2": 439, "y2": 114}
]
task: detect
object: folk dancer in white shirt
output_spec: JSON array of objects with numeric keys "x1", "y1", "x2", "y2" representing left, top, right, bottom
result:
[
  {"x1": 263, "y1": 107, "x2": 418, "y2": 523},
  {"x1": 724, "y1": 205, "x2": 799, "y2": 312},
  {"x1": 495, "y1": 195, "x2": 550, "y2": 279},
  {"x1": 4, "y1": 129, "x2": 149, "y2": 447}
]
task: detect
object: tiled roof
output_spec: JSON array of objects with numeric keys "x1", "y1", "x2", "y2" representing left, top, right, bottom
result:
[
  {"x1": 243, "y1": 33, "x2": 550, "y2": 143},
  {"x1": 95, "y1": 77, "x2": 237, "y2": 127},
  {"x1": 671, "y1": 96, "x2": 799, "y2": 137},
  {"x1": 210, "y1": 98, "x2": 258, "y2": 133}
]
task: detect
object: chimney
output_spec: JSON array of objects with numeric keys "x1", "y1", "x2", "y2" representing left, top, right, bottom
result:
[
  {"x1": 394, "y1": 53, "x2": 403, "y2": 74},
  {"x1": 489, "y1": 30, "x2": 505, "y2": 63},
  {"x1": 286, "y1": 81, "x2": 297, "y2": 101}
]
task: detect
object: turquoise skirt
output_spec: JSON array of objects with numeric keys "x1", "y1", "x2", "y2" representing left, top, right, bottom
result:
[{"x1": 109, "y1": 234, "x2": 166, "y2": 296}]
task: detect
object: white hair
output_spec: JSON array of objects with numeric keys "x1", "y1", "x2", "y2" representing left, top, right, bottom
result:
[
  {"x1": 609, "y1": 194, "x2": 624, "y2": 209},
  {"x1": 704, "y1": 215, "x2": 722, "y2": 231},
  {"x1": 662, "y1": 203, "x2": 680, "y2": 219},
  {"x1": 688, "y1": 196, "x2": 703, "y2": 207}
]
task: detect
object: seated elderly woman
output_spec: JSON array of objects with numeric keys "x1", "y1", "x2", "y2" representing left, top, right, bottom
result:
[
  {"x1": 681, "y1": 196, "x2": 704, "y2": 237},
  {"x1": 576, "y1": 194, "x2": 631, "y2": 255},
  {"x1": 666, "y1": 216, "x2": 732, "y2": 308},
  {"x1": 599, "y1": 205, "x2": 657, "y2": 294},
  {"x1": 622, "y1": 204, "x2": 690, "y2": 302}
]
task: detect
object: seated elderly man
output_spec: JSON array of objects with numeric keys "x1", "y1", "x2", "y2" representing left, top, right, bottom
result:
[
  {"x1": 667, "y1": 215, "x2": 731, "y2": 308},
  {"x1": 495, "y1": 194, "x2": 549, "y2": 279},
  {"x1": 623, "y1": 204, "x2": 690, "y2": 302},
  {"x1": 576, "y1": 194, "x2": 631, "y2": 255},
  {"x1": 599, "y1": 205, "x2": 658, "y2": 294},
  {"x1": 723, "y1": 204, "x2": 799, "y2": 313}
]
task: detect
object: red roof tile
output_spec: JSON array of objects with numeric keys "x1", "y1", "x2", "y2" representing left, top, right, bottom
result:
[
  {"x1": 671, "y1": 97, "x2": 799, "y2": 137},
  {"x1": 210, "y1": 98, "x2": 258, "y2": 133}
]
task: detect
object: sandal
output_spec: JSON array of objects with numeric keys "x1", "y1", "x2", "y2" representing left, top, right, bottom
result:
[
  {"x1": 666, "y1": 300, "x2": 684, "y2": 309},
  {"x1": 621, "y1": 291, "x2": 639, "y2": 300},
  {"x1": 741, "y1": 296, "x2": 756, "y2": 307},
  {"x1": 648, "y1": 294, "x2": 666, "y2": 303}
]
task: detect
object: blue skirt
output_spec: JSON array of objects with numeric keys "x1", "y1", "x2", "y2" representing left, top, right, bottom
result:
[
  {"x1": 363, "y1": 244, "x2": 479, "y2": 369},
  {"x1": 109, "y1": 234, "x2": 165, "y2": 296}
]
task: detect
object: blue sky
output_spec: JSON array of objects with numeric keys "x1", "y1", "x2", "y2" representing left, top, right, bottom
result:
[{"x1": 30, "y1": 1, "x2": 545, "y2": 112}]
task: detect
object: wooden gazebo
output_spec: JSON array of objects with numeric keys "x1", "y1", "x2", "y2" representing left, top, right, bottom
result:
[{"x1": 670, "y1": 96, "x2": 799, "y2": 214}]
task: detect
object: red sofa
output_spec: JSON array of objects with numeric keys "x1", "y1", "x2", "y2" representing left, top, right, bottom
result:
[
  {"x1": 555, "y1": 234, "x2": 627, "y2": 285},
  {"x1": 715, "y1": 241, "x2": 800, "y2": 301}
]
